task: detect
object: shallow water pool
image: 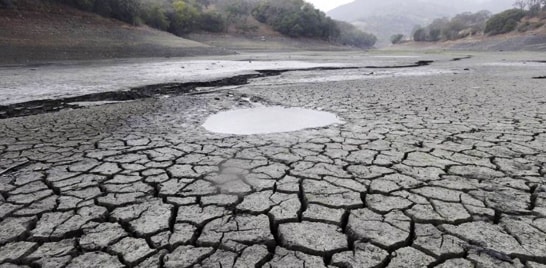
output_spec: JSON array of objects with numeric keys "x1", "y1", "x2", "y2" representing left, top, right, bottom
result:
[{"x1": 202, "y1": 106, "x2": 343, "y2": 135}]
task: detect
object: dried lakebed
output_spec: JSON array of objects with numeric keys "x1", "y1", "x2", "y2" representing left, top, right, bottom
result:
[{"x1": 0, "y1": 52, "x2": 546, "y2": 267}]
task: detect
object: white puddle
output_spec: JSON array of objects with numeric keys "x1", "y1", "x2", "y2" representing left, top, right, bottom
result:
[
  {"x1": 371, "y1": 55, "x2": 420, "y2": 58},
  {"x1": 202, "y1": 106, "x2": 343, "y2": 135}
]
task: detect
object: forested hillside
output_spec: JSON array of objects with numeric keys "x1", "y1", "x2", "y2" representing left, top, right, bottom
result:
[
  {"x1": 411, "y1": 0, "x2": 546, "y2": 43},
  {"x1": 0, "y1": 0, "x2": 377, "y2": 48}
]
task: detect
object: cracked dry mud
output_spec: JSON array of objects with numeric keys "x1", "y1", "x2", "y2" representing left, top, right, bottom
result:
[{"x1": 1, "y1": 52, "x2": 545, "y2": 268}]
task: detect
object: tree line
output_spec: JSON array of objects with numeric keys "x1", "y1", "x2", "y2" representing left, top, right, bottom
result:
[
  {"x1": 253, "y1": 0, "x2": 376, "y2": 47},
  {"x1": 50, "y1": 0, "x2": 226, "y2": 34},
  {"x1": 408, "y1": 0, "x2": 546, "y2": 42},
  {"x1": 412, "y1": 11, "x2": 491, "y2": 42}
]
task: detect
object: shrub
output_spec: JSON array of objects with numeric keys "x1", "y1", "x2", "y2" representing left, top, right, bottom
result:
[
  {"x1": 503, "y1": 18, "x2": 519, "y2": 32},
  {"x1": 112, "y1": 0, "x2": 143, "y2": 25},
  {"x1": 222, "y1": 0, "x2": 254, "y2": 23},
  {"x1": 141, "y1": 3, "x2": 170, "y2": 30},
  {"x1": 335, "y1": 21, "x2": 377, "y2": 48},
  {"x1": 168, "y1": 0, "x2": 201, "y2": 35},
  {"x1": 235, "y1": 24, "x2": 258, "y2": 34},
  {"x1": 413, "y1": 27, "x2": 427, "y2": 41},
  {"x1": 485, "y1": 9, "x2": 526, "y2": 35},
  {"x1": 199, "y1": 12, "x2": 227, "y2": 32},
  {"x1": 390, "y1": 34, "x2": 404, "y2": 44}
]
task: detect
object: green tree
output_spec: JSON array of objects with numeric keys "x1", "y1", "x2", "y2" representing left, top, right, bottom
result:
[
  {"x1": 485, "y1": 8, "x2": 526, "y2": 35},
  {"x1": 141, "y1": 3, "x2": 170, "y2": 30},
  {"x1": 335, "y1": 21, "x2": 376, "y2": 48},
  {"x1": 390, "y1": 34, "x2": 404, "y2": 44},
  {"x1": 199, "y1": 12, "x2": 227, "y2": 32},
  {"x1": 252, "y1": 0, "x2": 348, "y2": 41},
  {"x1": 223, "y1": 0, "x2": 253, "y2": 22},
  {"x1": 169, "y1": 0, "x2": 201, "y2": 35},
  {"x1": 413, "y1": 28, "x2": 427, "y2": 41},
  {"x1": 110, "y1": 0, "x2": 142, "y2": 25}
]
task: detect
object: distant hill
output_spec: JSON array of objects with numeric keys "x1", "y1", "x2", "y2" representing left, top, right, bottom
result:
[{"x1": 328, "y1": 0, "x2": 514, "y2": 45}]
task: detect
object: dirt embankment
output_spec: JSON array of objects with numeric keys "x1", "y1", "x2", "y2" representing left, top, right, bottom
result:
[
  {"x1": 447, "y1": 31, "x2": 546, "y2": 51},
  {"x1": 0, "y1": 1, "x2": 232, "y2": 64},
  {"x1": 387, "y1": 27, "x2": 546, "y2": 52}
]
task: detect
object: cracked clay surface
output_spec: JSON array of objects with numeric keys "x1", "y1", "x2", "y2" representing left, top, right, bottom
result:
[{"x1": 1, "y1": 52, "x2": 546, "y2": 267}]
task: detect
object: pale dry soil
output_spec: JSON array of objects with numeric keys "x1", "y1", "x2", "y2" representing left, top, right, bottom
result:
[{"x1": 0, "y1": 52, "x2": 545, "y2": 268}]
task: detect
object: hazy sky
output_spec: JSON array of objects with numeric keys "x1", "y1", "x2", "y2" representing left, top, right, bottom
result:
[{"x1": 306, "y1": 0, "x2": 354, "y2": 12}]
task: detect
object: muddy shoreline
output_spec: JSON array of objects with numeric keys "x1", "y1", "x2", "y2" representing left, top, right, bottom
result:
[{"x1": 0, "y1": 60, "x2": 439, "y2": 119}]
